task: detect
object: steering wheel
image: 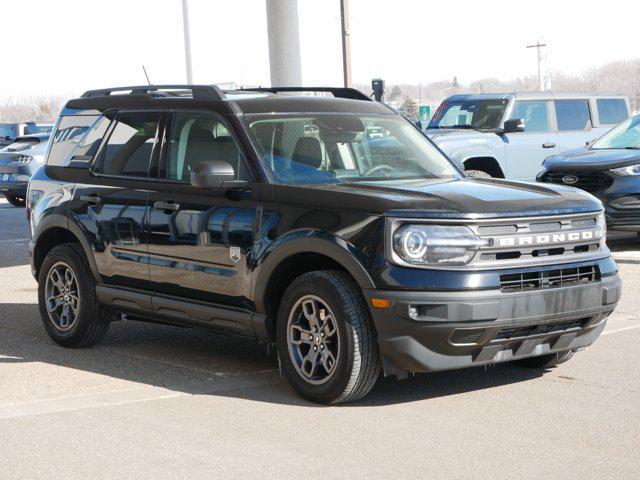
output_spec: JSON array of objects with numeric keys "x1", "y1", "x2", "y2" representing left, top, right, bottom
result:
[{"x1": 362, "y1": 164, "x2": 395, "y2": 178}]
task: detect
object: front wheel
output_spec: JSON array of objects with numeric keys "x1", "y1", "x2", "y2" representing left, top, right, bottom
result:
[
  {"x1": 5, "y1": 194, "x2": 26, "y2": 207},
  {"x1": 277, "y1": 271, "x2": 381, "y2": 404}
]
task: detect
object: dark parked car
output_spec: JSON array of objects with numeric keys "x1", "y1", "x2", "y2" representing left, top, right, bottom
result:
[
  {"x1": 539, "y1": 115, "x2": 640, "y2": 231},
  {"x1": 0, "y1": 133, "x2": 50, "y2": 206},
  {"x1": 28, "y1": 85, "x2": 620, "y2": 404},
  {"x1": 0, "y1": 122, "x2": 53, "y2": 147}
]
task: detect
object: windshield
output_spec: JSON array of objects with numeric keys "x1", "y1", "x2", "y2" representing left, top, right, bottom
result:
[
  {"x1": 592, "y1": 116, "x2": 640, "y2": 150},
  {"x1": 428, "y1": 98, "x2": 509, "y2": 130},
  {"x1": 245, "y1": 114, "x2": 460, "y2": 184}
]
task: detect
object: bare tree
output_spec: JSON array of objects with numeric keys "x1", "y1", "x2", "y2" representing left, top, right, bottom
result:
[{"x1": 0, "y1": 95, "x2": 65, "y2": 123}]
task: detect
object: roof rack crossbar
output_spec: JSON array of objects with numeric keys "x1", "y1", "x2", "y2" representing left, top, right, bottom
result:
[
  {"x1": 80, "y1": 84, "x2": 226, "y2": 101},
  {"x1": 238, "y1": 87, "x2": 371, "y2": 102}
]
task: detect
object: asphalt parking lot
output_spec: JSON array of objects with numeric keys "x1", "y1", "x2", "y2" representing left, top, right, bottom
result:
[{"x1": 0, "y1": 198, "x2": 638, "y2": 479}]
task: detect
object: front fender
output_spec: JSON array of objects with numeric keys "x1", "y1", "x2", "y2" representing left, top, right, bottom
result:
[{"x1": 251, "y1": 229, "x2": 375, "y2": 313}]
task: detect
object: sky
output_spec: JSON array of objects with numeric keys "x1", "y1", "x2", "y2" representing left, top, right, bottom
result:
[{"x1": 1, "y1": 0, "x2": 638, "y2": 98}]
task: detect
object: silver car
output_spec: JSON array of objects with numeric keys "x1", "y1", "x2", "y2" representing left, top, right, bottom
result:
[
  {"x1": 0, "y1": 133, "x2": 50, "y2": 207},
  {"x1": 426, "y1": 91, "x2": 630, "y2": 180}
]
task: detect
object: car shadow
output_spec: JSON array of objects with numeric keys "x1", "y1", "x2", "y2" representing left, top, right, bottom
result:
[{"x1": 0, "y1": 303, "x2": 548, "y2": 408}]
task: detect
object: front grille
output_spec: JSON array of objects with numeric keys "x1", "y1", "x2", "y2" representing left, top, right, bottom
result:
[
  {"x1": 469, "y1": 212, "x2": 605, "y2": 268},
  {"x1": 494, "y1": 317, "x2": 592, "y2": 340},
  {"x1": 499, "y1": 265, "x2": 599, "y2": 292},
  {"x1": 541, "y1": 170, "x2": 614, "y2": 193}
]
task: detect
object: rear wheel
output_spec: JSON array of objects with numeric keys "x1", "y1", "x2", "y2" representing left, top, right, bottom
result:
[
  {"x1": 277, "y1": 270, "x2": 381, "y2": 404},
  {"x1": 5, "y1": 195, "x2": 25, "y2": 207},
  {"x1": 38, "y1": 243, "x2": 109, "y2": 347},
  {"x1": 514, "y1": 350, "x2": 574, "y2": 369}
]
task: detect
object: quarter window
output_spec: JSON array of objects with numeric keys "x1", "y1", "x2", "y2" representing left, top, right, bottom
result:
[
  {"x1": 68, "y1": 116, "x2": 111, "y2": 161},
  {"x1": 165, "y1": 112, "x2": 247, "y2": 182},
  {"x1": 554, "y1": 99, "x2": 591, "y2": 131},
  {"x1": 97, "y1": 112, "x2": 161, "y2": 178},
  {"x1": 47, "y1": 115, "x2": 99, "y2": 165},
  {"x1": 597, "y1": 99, "x2": 628, "y2": 125},
  {"x1": 510, "y1": 101, "x2": 549, "y2": 133}
]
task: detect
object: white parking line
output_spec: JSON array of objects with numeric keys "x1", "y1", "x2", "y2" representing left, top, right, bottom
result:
[
  {"x1": 603, "y1": 325, "x2": 640, "y2": 335},
  {"x1": 0, "y1": 238, "x2": 30, "y2": 244},
  {"x1": 0, "y1": 371, "x2": 282, "y2": 420}
]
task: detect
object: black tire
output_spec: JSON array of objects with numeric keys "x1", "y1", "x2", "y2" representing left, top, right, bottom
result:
[
  {"x1": 514, "y1": 350, "x2": 574, "y2": 369},
  {"x1": 465, "y1": 169, "x2": 492, "y2": 178},
  {"x1": 5, "y1": 194, "x2": 26, "y2": 207},
  {"x1": 38, "y1": 243, "x2": 109, "y2": 348},
  {"x1": 276, "y1": 270, "x2": 381, "y2": 404}
]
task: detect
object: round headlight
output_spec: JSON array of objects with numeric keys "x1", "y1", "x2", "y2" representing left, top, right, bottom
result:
[{"x1": 402, "y1": 229, "x2": 428, "y2": 259}]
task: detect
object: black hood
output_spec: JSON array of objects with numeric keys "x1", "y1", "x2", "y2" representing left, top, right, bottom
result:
[
  {"x1": 544, "y1": 146, "x2": 640, "y2": 171},
  {"x1": 273, "y1": 177, "x2": 601, "y2": 219}
]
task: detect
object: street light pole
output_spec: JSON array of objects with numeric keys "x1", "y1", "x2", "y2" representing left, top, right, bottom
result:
[
  {"x1": 181, "y1": 0, "x2": 194, "y2": 84},
  {"x1": 340, "y1": 0, "x2": 352, "y2": 88},
  {"x1": 526, "y1": 41, "x2": 547, "y2": 91}
]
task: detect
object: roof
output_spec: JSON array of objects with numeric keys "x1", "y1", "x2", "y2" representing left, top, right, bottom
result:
[
  {"x1": 445, "y1": 91, "x2": 627, "y2": 102},
  {"x1": 65, "y1": 85, "x2": 393, "y2": 116}
]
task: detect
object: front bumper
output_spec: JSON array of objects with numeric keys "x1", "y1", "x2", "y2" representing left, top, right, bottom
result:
[
  {"x1": 365, "y1": 272, "x2": 621, "y2": 376},
  {"x1": 539, "y1": 169, "x2": 640, "y2": 231}
]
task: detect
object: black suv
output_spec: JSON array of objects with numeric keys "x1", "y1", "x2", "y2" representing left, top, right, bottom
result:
[{"x1": 28, "y1": 85, "x2": 621, "y2": 404}]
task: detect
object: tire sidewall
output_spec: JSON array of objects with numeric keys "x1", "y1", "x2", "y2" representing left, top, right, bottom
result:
[
  {"x1": 277, "y1": 273, "x2": 357, "y2": 404},
  {"x1": 38, "y1": 245, "x2": 98, "y2": 346}
]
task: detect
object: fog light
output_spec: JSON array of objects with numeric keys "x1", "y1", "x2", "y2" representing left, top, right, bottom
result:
[{"x1": 408, "y1": 306, "x2": 419, "y2": 319}]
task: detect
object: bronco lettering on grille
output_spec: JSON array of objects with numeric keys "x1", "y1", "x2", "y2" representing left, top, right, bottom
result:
[{"x1": 496, "y1": 229, "x2": 600, "y2": 247}]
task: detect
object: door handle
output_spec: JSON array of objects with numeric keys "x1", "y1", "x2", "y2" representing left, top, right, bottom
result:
[
  {"x1": 153, "y1": 200, "x2": 180, "y2": 212},
  {"x1": 542, "y1": 142, "x2": 556, "y2": 149},
  {"x1": 80, "y1": 194, "x2": 102, "y2": 206}
]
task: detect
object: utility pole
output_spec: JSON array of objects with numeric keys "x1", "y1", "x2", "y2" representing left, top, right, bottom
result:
[
  {"x1": 181, "y1": 0, "x2": 194, "y2": 84},
  {"x1": 340, "y1": 0, "x2": 352, "y2": 88},
  {"x1": 526, "y1": 41, "x2": 547, "y2": 91}
]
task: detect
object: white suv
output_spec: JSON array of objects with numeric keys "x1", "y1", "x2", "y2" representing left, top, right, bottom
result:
[{"x1": 426, "y1": 91, "x2": 630, "y2": 180}]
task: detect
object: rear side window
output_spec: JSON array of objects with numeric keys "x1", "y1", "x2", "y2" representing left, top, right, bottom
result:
[
  {"x1": 96, "y1": 112, "x2": 161, "y2": 178},
  {"x1": 554, "y1": 100, "x2": 591, "y2": 131},
  {"x1": 597, "y1": 99, "x2": 628, "y2": 125},
  {"x1": 47, "y1": 115, "x2": 99, "y2": 165},
  {"x1": 511, "y1": 101, "x2": 549, "y2": 132}
]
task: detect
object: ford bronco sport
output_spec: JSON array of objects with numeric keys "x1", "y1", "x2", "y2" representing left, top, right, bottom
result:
[
  {"x1": 28, "y1": 85, "x2": 621, "y2": 404},
  {"x1": 427, "y1": 92, "x2": 629, "y2": 181}
]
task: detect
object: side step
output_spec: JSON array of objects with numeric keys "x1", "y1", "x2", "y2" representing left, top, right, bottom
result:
[{"x1": 95, "y1": 285, "x2": 266, "y2": 339}]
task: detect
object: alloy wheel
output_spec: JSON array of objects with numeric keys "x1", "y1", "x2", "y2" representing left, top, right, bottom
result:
[
  {"x1": 286, "y1": 295, "x2": 341, "y2": 385},
  {"x1": 45, "y1": 261, "x2": 80, "y2": 332}
]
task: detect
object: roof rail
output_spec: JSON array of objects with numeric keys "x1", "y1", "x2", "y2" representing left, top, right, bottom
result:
[
  {"x1": 80, "y1": 85, "x2": 226, "y2": 101},
  {"x1": 238, "y1": 86, "x2": 371, "y2": 102}
]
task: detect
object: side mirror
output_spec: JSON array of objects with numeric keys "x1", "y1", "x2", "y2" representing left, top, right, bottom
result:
[
  {"x1": 190, "y1": 160, "x2": 247, "y2": 189},
  {"x1": 503, "y1": 118, "x2": 525, "y2": 133}
]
